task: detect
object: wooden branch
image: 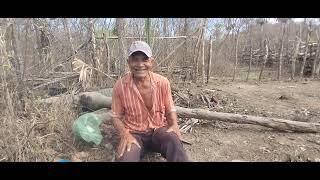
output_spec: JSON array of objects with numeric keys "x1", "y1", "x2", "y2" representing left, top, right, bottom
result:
[
  {"x1": 154, "y1": 40, "x2": 186, "y2": 68},
  {"x1": 32, "y1": 74, "x2": 79, "y2": 90}
]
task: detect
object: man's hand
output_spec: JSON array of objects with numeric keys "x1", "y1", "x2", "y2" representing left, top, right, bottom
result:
[
  {"x1": 117, "y1": 131, "x2": 141, "y2": 158},
  {"x1": 166, "y1": 124, "x2": 182, "y2": 139}
]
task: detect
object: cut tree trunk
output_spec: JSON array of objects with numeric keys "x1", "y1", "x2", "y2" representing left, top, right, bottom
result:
[{"x1": 39, "y1": 91, "x2": 320, "y2": 133}]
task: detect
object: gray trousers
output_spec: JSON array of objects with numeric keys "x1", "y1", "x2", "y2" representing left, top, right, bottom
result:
[{"x1": 117, "y1": 127, "x2": 189, "y2": 162}]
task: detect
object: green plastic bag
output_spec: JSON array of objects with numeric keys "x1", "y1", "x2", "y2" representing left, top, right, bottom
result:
[{"x1": 72, "y1": 112, "x2": 103, "y2": 145}]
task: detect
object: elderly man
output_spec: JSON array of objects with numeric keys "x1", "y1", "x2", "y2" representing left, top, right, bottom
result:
[{"x1": 111, "y1": 41, "x2": 189, "y2": 162}]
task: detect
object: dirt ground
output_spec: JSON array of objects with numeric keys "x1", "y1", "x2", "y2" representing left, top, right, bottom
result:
[{"x1": 177, "y1": 79, "x2": 320, "y2": 162}]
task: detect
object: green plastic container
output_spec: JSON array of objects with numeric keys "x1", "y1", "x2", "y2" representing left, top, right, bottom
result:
[{"x1": 72, "y1": 112, "x2": 103, "y2": 145}]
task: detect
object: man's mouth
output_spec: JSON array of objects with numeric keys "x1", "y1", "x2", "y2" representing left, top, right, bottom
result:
[{"x1": 134, "y1": 69, "x2": 147, "y2": 72}]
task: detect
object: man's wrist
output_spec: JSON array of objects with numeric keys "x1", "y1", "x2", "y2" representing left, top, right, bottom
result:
[{"x1": 120, "y1": 128, "x2": 130, "y2": 137}]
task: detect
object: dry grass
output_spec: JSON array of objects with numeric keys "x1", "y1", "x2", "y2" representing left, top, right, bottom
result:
[{"x1": 0, "y1": 92, "x2": 78, "y2": 162}]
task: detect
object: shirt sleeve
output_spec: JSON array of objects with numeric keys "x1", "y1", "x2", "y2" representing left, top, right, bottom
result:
[
  {"x1": 111, "y1": 81, "x2": 125, "y2": 119},
  {"x1": 163, "y1": 78, "x2": 176, "y2": 114}
]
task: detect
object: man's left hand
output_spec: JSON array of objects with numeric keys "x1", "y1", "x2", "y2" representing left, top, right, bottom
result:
[{"x1": 166, "y1": 124, "x2": 182, "y2": 139}]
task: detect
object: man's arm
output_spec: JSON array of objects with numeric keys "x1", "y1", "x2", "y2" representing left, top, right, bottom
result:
[
  {"x1": 163, "y1": 79, "x2": 181, "y2": 139},
  {"x1": 111, "y1": 82, "x2": 140, "y2": 158}
]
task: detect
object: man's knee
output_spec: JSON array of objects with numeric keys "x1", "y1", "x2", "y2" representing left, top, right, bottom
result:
[
  {"x1": 117, "y1": 144, "x2": 142, "y2": 162},
  {"x1": 153, "y1": 127, "x2": 181, "y2": 146}
]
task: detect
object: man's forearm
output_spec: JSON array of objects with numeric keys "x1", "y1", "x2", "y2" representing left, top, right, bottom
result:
[
  {"x1": 112, "y1": 117, "x2": 129, "y2": 136},
  {"x1": 166, "y1": 111, "x2": 178, "y2": 126}
]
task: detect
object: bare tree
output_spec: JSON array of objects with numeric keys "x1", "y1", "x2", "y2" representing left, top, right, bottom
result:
[
  {"x1": 4, "y1": 20, "x2": 25, "y2": 110},
  {"x1": 246, "y1": 23, "x2": 253, "y2": 81},
  {"x1": 183, "y1": 18, "x2": 188, "y2": 64},
  {"x1": 277, "y1": 18, "x2": 289, "y2": 80},
  {"x1": 259, "y1": 39, "x2": 269, "y2": 81},
  {"x1": 201, "y1": 18, "x2": 207, "y2": 84},
  {"x1": 62, "y1": 18, "x2": 75, "y2": 71},
  {"x1": 115, "y1": 18, "x2": 127, "y2": 76},
  {"x1": 232, "y1": 19, "x2": 242, "y2": 81},
  {"x1": 299, "y1": 20, "x2": 311, "y2": 79},
  {"x1": 206, "y1": 35, "x2": 213, "y2": 84},
  {"x1": 291, "y1": 32, "x2": 301, "y2": 80},
  {"x1": 102, "y1": 32, "x2": 111, "y2": 74},
  {"x1": 22, "y1": 18, "x2": 31, "y2": 80},
  {"x1": 312, "y1": 28, "x2": 320, "y2": 78},
  {"x1": 192, "y1": 21, "x2": 203, "y2": 83}
]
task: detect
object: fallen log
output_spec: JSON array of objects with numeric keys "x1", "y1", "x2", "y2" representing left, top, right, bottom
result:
[
  {"x1": 36, "y1": 88, "x2": 113, "y2": 106},
  {"x1": 175, "y1": 106, "x2": 320, "y2": 133},
  {"x1": 38, "y1": 90, "x2": 320, "y2": 133}
]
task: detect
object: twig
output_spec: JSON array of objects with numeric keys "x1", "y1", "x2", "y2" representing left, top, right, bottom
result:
[
  {"x1": 32, "y1": 74, "x2": 79, "y2": 90},
  {"x1": 155, "y1": 40, "x2": 186, "y2": 68}
]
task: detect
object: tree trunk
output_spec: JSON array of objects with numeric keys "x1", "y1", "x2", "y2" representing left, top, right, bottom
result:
[
  {"x1": 291, "y1": 37, "x2": 300, "y2": 80},
  {"x1": 246, "y1": 24, "x2": 253, "y2": 81},
  {"x1": 232, "y1": 30, "x2": 240, "y2": 81},
  {"x1": 62, "y1": 18, "x2": 75, "y2": 71},
  {"x1": 193, "y1": 19, "x2": 206, "y2": 84},
  {"x1": 206, "y1": 35, "x2": 213, "y2": 84},
  {"x1": 183, "y1": 18, "x2": 188, "y2": 66},
  {"x1": 259, "y1": 39, "x2": 269, "y2": 81},
  {"x1": 163, "y1": 18, "x2": 168, "y2": 69},
  {"x1": 23, "y1": 18, "x2": 31, "y2": 81},
  {"x1": 145, "y1": 18, "x2": 151, "y2": 45},
  {"x1": 192, "y1": 27, "x2": 202, "y2": 83},
  {"x1": 201, "y1": 19, "x2": 207, "y2": 84},
  {"x1": 312, "y1": 30, "x2": 320, "y2": 78},
  {"x1": 103, "y1": 32, "x2": 111, "y2": 74},
  {"x1": 299, "y1": 23, "x2": 311, "y2": 79},
  {"x1": 278, "y1": 23, "x2": 286, "y2": 80},
  {"x1": 5, "y1": 22, "x2": 25, "y2": 109},
  {"x1": 32, "y1": 18, "x2": 42, "y2": 67},
  {"x1": 115, "y1": 18, "x2": 126, "y2": 76},
  {"x1": 40, "y1": 91, "x2": 320, "y2": 133}
]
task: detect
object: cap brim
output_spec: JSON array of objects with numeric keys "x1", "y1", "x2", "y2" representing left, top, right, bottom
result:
[{"x1": 128, "y1": 49, "x2": 152, "y2": 57}]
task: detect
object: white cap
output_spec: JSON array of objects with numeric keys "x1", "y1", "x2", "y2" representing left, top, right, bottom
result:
[{"x1": 128, "y1": 41, "x2": 152, "y2": 57}]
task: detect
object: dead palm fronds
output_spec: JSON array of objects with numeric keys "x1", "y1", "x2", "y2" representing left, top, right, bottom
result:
[{"x1": 72, "y1": 58, "x2": 115, "y2": 87}]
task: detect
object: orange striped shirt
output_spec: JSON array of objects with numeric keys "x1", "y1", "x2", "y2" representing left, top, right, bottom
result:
[{"x1": 111, "y1": 71, "x2": 176, "y2": 133}]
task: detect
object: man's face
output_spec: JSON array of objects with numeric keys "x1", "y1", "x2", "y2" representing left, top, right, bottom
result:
[{"x1": 128, "y1": 51, "x2": 154, "y2": 79}]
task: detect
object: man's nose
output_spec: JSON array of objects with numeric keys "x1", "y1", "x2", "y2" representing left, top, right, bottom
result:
[{"x1": 135, "y1": 60, "x2": 144, "y2": 66}]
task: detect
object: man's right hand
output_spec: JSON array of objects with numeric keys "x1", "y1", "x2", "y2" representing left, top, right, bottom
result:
[{"x1": 117, "y1": 131, "x2": 141, "y2": 158}]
